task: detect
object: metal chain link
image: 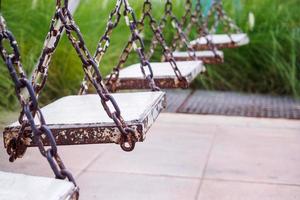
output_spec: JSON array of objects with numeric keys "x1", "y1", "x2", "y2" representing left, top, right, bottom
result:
[
  {"x1": 78, "y1": 0, "x2": 159, "y2": 93},
  {"x1": 17, "y1": 1, "x2": 67, "y2": 127},
  {"x1": 206, "y1": 0, "x2": 241, "y2": 40},
  {"x1": 180, "y1": 0, "x2": 193, "y2": 36},
  {"x1": 149, "y1": 0, "x2": 197, "y2": 61},
  {"x1": 124, "y1": 0, "x2": 160, "y2": 91},
  {"x1": 78, "y1": 0, "x2": 123, "y2": 95},
  {"x1": 0, "y1": 16, "x2": 79, "y2": 198},
  {"x1": 142, "y1": 1, "x2": 184, "y2": 82},
  {"x1": 31, "y1": 6, "x2": 65, "y2": 98},
  {"x1": 57, "y1": 0, "x2": 137, "y2": 151},
  {"x1": 178, "y1": 0, "x2": 222, "y2": 61},
  {"x1": 9, "y1": 0, "x2": 137, "y2": 157},
  {"x1": 106, "y1": 0, "x2": 185, "y2": 89}
]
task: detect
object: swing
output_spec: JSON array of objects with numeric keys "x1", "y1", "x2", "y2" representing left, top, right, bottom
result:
[
  {"x1": 100, "y1": 0, "x2": 205, "y2": 90},
  {"x1": 2, "y1": 0, "x2": 165, "y2": 153},
  {"x1": 190, "y1": 0, "x2": 249, "y2": 50},
  {"x1": 172, "y1": 0, "x2": 224, "y2": 64},
  {"x1": 0, "y1": 13, "x2": 79, "y2": 198},
  {"x1": 114, "y1": 61, "x2": 204, "y2": 89},
  {"x1": 0, "y1": 171, "x2": 77, "y2": 200},
  {"x1": 1, "y1": 1, "x2": 165, "y2": 194}
]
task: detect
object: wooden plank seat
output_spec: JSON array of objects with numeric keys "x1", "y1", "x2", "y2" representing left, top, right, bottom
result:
[
  {"x1": 190, "y1": 33, "x2": 250, "y2": 50},
  {"x1": 173, "y1": 50, "x2": 224, "y2": 64},
  {"x1": 0, "y1": 171, "x2": 77, "y2": 200},
  {"x1": 108, "y1": 61, "x2": 205, "y2": 90},
  {"x1": 3, "y1": 92, "x2": 166, "y2": 147}
]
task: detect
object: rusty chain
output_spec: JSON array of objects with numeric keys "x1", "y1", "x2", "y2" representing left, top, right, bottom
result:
[
  {"x1": 31, "y1": 4, "x2": 65, "y2": 99},
  {"x1": 106, "y1": 0, "x2": 185, "y2": 89},
  {"x1": 78, "y1": 0, "x2": 159, "y2": 93},
  {"x1": 149, "y1": 0, "x2": 196, "y2": 60},
  {"x1": 107, "y1": 0, "x2": 160, "y2": 92},
  {"x1": 180, "y1": 0, "x2": 193, "y2": 36},
  {"x1": 78, "y1": 0, "x2": 123, "y2": 94},
  {"x1": 0, "y1": 16, "x2": 79, "y2": 198},
  {"x1": 177, "y1": 0, "x2": 222, "y2": 61},
  {"x1": 141, "y1": 0, "x2": 184, "y2": 82},
  {"x1": 13, "y1": 0, "x2": 137, "y2": 157},
  {"x1": 206, "y1": 0, "x2": 241, "y2": 41},
  {"x1": 58, "y1": 0, "x2": 138, "y2": 152}
]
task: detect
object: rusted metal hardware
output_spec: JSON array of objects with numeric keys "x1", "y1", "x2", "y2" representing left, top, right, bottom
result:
[
  {"x1": 28, "y1": 0, "x2": 141, "y2": 152},
  {"x1": 3, "y1": 92, "x2": 166, "y2": 148},
  {"x1": 0, "y1": 15, "x2": 78, "y2": 195},
  {"x1": 78, "y1": 0, "x2": 123, "y2": 95},
  {"x1": 190, "y1": 34, "x2": 249, "y2": 50},
  {"x1": 106, "y1": 0, "x2": 187, "y2": 91},
  {"x1": 112, "y1": 77, "x2": 189, "y2": 90},
  {"x1": 179, "y1": 56, "x2": 223, "y2": 65},
  {"x1": 207, "y1": 0, "x2": 242, "y2": 35},
  {"x1": 171, "y1": 0, "x2": 222, "y2": 62},
  {"x1": 174, "y1": 50, "x2": 224, "y2": 64},
  {"x1": 107, "y1": 61, "x2": 205, "y2": 91},
  {"x1": 199, "y1": 0, "x2": 245, "y2": 49},
  {"x1": 149, "y1": 0, "x2": 197, "y2": 62},
  {"x1": 79, "y1": 0, "x2": 160, "y2": 94}
]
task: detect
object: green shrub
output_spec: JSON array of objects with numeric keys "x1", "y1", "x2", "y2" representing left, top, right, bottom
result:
[
  {"x1": 0, "y1": 0, "x2": 299, "y2": 111},
  {"x1": 195, "y1": 0, "x2": 300, "y2": 97}
]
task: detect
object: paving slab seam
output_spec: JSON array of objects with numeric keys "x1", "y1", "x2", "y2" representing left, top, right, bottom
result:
[
  {"x1": 203, "y1": 178, "x2": 300, "y2": 188},
  {"x1": 75, "y1": 149, "x2": 109, "y2": 179},
  {"x1": 166, "y1": 114, "x2": 300, "y2": 130},
  {"x1": 79, "y1": 169, "x2": 201, "y2": 181},
  {"x1": 194, "y1": 130, "x2": 218, "y2": 200}
]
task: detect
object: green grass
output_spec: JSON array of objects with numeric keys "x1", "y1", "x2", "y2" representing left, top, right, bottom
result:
[
  {"x1": 0, "y1": 111, "x2": 18, "y2": 129},
  {"x1": 0, "y1": 0, "x2": 299, "y2": 112}
]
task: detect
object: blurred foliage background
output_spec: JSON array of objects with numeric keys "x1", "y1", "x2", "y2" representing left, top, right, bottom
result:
[{"x1": 0, "y1": 0, "x2": 299, "y2": 112}]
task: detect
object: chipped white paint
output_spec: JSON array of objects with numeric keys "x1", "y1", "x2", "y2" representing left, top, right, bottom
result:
[
  {"x1": 190, "y1": 33, "x2": 249, "y2": 47},
  {"x1": 0, "y1": 171, "x2": 75, "y2": 200},
  {"x1": 4, "y1": 92, "x2": 166, "y2": 146},
  {"x1": 9, "y1": 92, "x2": 164, "y2": 127}
]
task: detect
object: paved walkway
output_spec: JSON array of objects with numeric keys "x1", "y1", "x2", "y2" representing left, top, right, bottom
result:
[{"x1": 1, "y1": 113, "x2": 300, "y2": 199}]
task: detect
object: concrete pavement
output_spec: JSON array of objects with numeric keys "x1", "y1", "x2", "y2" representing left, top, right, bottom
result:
[{"x1": 0, "y1": 113, "x2": 300, "y2": 200}]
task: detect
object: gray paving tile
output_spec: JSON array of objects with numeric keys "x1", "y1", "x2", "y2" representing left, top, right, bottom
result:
[
  {"x1": 87, "y1": 114, "x2": 216, "y2": 178},
  {"x1": 1, "y1": 113, "x2": 299, "y2": 199},
  {"x1": 0, "y1": 135, "x2": 108, "y2": 178},
  {"x1": 198, "y1": 180, "x2": 300, "y2": 200},
  {"x1": 205, "y1": 126, "x2": 300, "y2": 185},
  {"x1": 78, "y1": 171, "x2": 200, "y2": 200}
]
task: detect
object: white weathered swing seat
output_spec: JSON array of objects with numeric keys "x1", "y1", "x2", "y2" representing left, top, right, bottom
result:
[
  {"x1": 173, "y1": 50, "x2": 224, "y2": 64},
  {"x1": 109, "y1": 61, "x2": 205, "y2": 89},
  {"x1": 0, "y1": 171, "x2": 77, "y2": 200},
  {"x1": 190, "y1": 33, "x2": 249, "y2": 50},
  {"x1": 3, "y1": 92, "x2": 166, "y2": 147}
]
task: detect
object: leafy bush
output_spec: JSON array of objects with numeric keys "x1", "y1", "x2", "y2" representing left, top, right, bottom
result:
[{"x1": 0, "y1": 0, "x2": 299, "y2": 111}]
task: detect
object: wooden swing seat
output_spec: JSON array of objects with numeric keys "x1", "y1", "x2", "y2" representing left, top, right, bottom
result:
[
  {"x1": 190, "y1": 33, "x2": 249, "y2": 50},
  {"x1": 109, "y1": 61, "x2": 205, "y2": 90},
  {"x1": 173, "y1": 50, "x2": 224, "y2": 64},
  {"x1": 3, "y1": 92, "x2": 166, "y2": 147},
  {"x1": 0, "y1": 171, "x2": 77, "y2": 200}
]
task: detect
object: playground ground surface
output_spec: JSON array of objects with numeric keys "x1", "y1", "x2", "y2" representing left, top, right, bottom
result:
[{"x1": 1, "y1": 112, "x2": 300, "y2": 200}]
